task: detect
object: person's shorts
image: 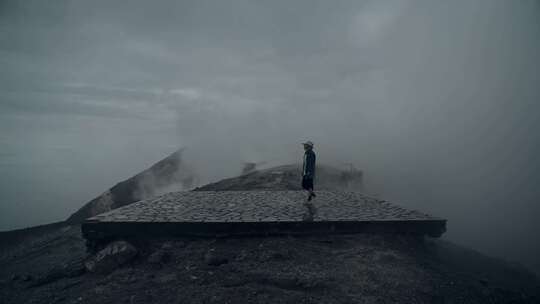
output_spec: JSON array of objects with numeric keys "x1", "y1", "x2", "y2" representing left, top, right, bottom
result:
[{"x1": 302, "y1": 176, "x2": 314, "y2": 190}]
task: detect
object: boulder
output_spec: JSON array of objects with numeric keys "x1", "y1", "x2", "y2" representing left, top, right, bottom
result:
[
  {"x1": 204, "y1": 249, "x2": 228, "y2": 266},
  {"x1": 84, "y1": 241, "x2": 137, "y2": 274},
  {"x1": 147, "y1": 249, "x2": 171, "y2": 264}
]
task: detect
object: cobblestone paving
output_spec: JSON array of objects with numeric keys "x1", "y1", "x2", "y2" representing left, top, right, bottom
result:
[{"x1": 88, "y1": 191, "x2": 443, "y2": 223}]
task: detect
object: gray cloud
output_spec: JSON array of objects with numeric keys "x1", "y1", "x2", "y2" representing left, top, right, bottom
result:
[{"x1": 1, "y1": 0, "x2": 539, "y2": 274}]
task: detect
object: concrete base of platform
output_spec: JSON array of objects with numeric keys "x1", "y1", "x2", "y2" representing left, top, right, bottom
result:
[{"x1": 83, "y1": 218, "x2": 445, "y2": 239}]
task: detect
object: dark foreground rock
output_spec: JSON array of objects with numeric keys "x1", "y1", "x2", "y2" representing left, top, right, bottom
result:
[
  {"x1": 204, "y1": 248, "x2": 229, "y2": 266},
  {"x1": 0, "y1": 224, "x2": 539, "y2": 304},
  {"x1": 147, "y1": 243, "x2": 173, "y2": 265},
  {"x1": 84, "y1": 240, "x2": 138, "y2": 274}
]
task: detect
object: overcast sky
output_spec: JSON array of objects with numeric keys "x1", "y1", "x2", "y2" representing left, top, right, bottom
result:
[{"x1": 1, "y1": 0, "x2": 539, "y2": 273}]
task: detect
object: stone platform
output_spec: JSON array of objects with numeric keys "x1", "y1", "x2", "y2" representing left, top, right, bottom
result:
[{"x1": 82, "y1": 191, "x2": 446, "y2": 244}]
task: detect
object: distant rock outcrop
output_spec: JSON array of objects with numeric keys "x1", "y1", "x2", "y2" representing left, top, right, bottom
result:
[
  {"x1": 67, "y1": 149, "x2": 195, "y2": 223},
  {"x1": 194, "y1": 164, "x2": 363, "y2": 192}
]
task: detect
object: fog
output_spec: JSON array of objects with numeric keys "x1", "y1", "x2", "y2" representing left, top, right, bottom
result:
[{"x1": 1, "y1": 0, "x2": 539, "y2": 274}]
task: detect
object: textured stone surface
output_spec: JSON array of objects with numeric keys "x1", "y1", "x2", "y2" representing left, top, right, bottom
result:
[{"x1": 87, "y1": 191, "x2": 441, "y2": 223}]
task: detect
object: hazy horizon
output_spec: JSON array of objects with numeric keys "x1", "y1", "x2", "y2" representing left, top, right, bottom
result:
[{"x1": 1, "y1": 0, "x2": 539, "y2": 275}]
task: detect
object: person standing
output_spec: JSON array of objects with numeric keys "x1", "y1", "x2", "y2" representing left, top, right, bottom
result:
[{"x1": 301, "y1": 141, "x2": 317, "y2": 201}]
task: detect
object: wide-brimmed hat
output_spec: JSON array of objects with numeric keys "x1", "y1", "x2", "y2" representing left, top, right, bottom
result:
[{"x1": 301, "y1": 140, "x2": 314, "y2": 147}]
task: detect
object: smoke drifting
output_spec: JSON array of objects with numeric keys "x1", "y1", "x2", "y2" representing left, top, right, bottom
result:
[{"x1": 1, "y1": 0, "x2": 539, "y2": 274}]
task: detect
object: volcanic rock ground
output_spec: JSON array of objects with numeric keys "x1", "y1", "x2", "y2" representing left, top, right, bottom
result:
[{"x1": 1, "y1": 222, "x2": 539, "y2": 304}]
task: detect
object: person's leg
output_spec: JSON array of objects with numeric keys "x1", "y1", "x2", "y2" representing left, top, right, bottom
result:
[
  {"x1": 306, "y1": 178, "x2": 315, "y2": 201},
  {"x1": 301, "y1": 177, "x2": 315, "y2": 220},
  {"x1": 302, "y1": 176, "x2": 310, "y2": 198}
]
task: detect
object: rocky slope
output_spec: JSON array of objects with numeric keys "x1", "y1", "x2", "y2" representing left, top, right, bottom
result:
[{"x1": 1, "y1": 223, "x2": 539, "y2": 304}]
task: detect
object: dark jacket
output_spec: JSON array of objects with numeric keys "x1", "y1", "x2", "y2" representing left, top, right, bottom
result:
[{"x1": 302, "y1": 149, "x2": 316, "y2": 179}]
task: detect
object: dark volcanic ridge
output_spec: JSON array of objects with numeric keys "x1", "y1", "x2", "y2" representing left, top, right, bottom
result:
[
  {"x1": 194, "y1": 164, "x2": 363, "y2": 191},
  {"x1": 67, "y1": 149, "x2": 196, "y2": 223}
]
